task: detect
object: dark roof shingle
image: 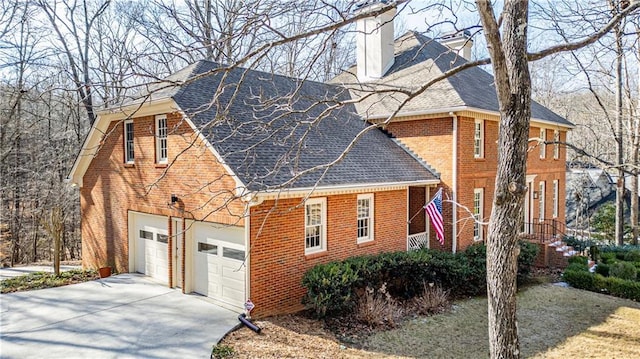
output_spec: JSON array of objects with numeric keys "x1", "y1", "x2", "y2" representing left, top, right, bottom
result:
[
  {"x1": 331, "y1": 31, "x2": 573, "y2": 127},
  {"x1": 171, "y1": 61, "x2": 439, "y2": 191}
]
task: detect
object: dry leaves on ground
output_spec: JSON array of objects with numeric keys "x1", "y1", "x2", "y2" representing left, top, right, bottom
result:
[{"x1": 222, "y1": 315, "x2": 408, "y2": 359}]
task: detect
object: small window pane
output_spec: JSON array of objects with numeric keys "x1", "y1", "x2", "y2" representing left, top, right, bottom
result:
[
  {"x1": 140, "y1": 230, "x2": 153, "y2": 240},
  {"x1": 198, "y1": 242, "x2": 218, "y2": 254},
  {"x1": 125, "y1": 121, "x2": 134, "y2": 163},
  {"x1": 223, "y1": 247, "x2": 245, "y2": 261},
  {"x1": 157, "y1": 234, "x2": 169, "y2": 244}
]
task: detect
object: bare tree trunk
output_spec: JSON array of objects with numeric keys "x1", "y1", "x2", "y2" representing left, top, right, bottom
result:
[
  {"x1": 610, "y1": 1, "x2": 626, "y2": 246},
  {"x1": 43, "y1": 207, "x2": 64, "y2": 276},
  {"x1": 477, "y1": 1, "x2": 531, "y2": 357}
]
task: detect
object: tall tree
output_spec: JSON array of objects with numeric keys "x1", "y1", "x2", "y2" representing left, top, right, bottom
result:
[
  {"x1": 36, "y1": 0, "x2": 111, "y2": 126},
  {"x1": 477, "y1": 1, "x2": 640, "y2": 356}
]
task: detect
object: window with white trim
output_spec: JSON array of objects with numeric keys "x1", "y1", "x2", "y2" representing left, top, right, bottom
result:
[
  {"x1": 305, "y1": 198, "x2": 326, "y2": 254},
  {"x1": 552, "y1": 180, "x2": 559, "y2": 218},
  {"x1": 474, "y1": 119, "x2": 484, "y2": 158},
  {"x1": 553, "y1": 130, "x2": 560, "y2": 159},
  {"x1": 539, "y1": 181, "x2": 546, "y2": 221},
  {"x1": 124, "y1": 120, "x2": 134, "y2": 164},
  {"x1": 473, "y1": 188, "x2": 484, "y2": 241},
  {"x1": 539, "y1": 128, "x2": 546, "y2": 159},
  {"x1": 155, "y1": 115, "x2": 168, "y2": 164},
  {"x1": 357, "y1": 194, "x2": 374, "y2": 243}
]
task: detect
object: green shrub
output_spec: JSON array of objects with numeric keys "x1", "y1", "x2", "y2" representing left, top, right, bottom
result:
[
  {"x1": 609, "y1": 262, "x2": 637, "y2": 281},
  {"x1": 565, "y1": 261, "x2": 588, "y2": 272},
  {"x1": 517, "y1": 241, "x2": 539, "y2": 282},
  {"x1": 601, "y1": 276, "x2": 640, "y2": 301},
  {"x1": 563, "y1": 269, "x2": 596, "y2": 291},
  {"x1": 302, "y1": 240, "x2": 542, "y2": 317},
  {"x1": 462, "y1": 243, "x2": 487, "y2": 295},
  {"x1": 301, "y1": 261, "x2": 359, "y2": 317},
  {"x1": 567, "y1": 256, "x2": 588, "y2": 266},
  {"x1": 563, "y1": 261, "x2": 640, "y2": 301},
  {"x1": 600, "y1": 252, "x2": 617, "y2": 264},
  {"x1": 623, "y1": 250, "x2": 640, "y2": 262},
  {"x1": 595, "y1": 263, "x2": 610, "y2": 277}
]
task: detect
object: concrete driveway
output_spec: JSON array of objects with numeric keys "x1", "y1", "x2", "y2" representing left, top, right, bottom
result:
[{"x1": 0, "y1": 274, "x2": 240, "y2": 358}]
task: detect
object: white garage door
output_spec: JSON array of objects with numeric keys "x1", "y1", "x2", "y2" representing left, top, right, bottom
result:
[
  {"x1": 193, "y1": 223, "x2": 245, "y2": 309},
  {"x1": 132, "y1": 213, "x2": 168, "y2": 284}
]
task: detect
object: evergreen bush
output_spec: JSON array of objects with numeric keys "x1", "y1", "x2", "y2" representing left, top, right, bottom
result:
[
  {"x1": 609, "y1": 262, "x2": 637, "y2": 281},
  {"x1": 302, "y1": 241, "x2": 538, "y2": 318}
]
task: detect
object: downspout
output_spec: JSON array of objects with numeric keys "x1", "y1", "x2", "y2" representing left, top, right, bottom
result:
[
  {"x1": 242, "y1": 192, "x2": 264, "y2": 314},
  {"x1": 243, "y1": 201, "x2": 251, "y2": 309},
  {"x1": 181, "y1": 218, "x2": 186, "y2": 294},
  {"x1": 450, "y1": 112, "x2": 458, "y2": 253}
]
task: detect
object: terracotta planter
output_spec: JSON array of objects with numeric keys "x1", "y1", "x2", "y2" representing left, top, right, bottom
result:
[{"x1": 98, "y1": 266, "x2": 112, "y2": 278}]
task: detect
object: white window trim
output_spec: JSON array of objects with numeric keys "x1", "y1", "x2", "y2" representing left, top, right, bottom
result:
[
  {"x1": 305, "y1": 197, "x2": 327, "y2": 255},
  {"x1": 553, "y1": 130, "x2": 560, "y2": 159},
  {"x1": 539, "y1": 128, "x2": 546, "y2": 159},
  {"x1": 473, "y1": 188, "x2": 484, "y2": 241},
  {"x1": 552, "y1": 180, "x2": 559, "y2": 218},
  {"x1": 124, "y1": 119, "x2": 134, "y2": 164},
  {"x1": 539, "y1": 181, "x2": 546, "y2": 222},
  {"x1": 474, "y1": 119, "x2": 484, "y2": 159},
  {"x1": 155, "y1": 114, "x2": 168, "y2": 164},
  {"x1": 356, "y1": 193, "x2": 374, "y2": 244}
]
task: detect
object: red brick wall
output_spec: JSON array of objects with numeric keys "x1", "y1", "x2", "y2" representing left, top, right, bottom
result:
[
  {"x1": 81, "y1": 112, "x2": 244, "y2": 271},
  {"x1": 387, "y1": 118, "x2": 455, "y2": 251},
  {"x1": 248, "y1": 190, "x2": 408, "y2": 317},
  {"x1": 388, "y1": 116, "x2": 569, "y2": 252}
]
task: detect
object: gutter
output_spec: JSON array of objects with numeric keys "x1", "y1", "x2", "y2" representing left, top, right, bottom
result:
[
  {"x1": 241, "y1": 179, "x2": 440, "y2": 202},
  {"x1": 450, "y1": 112, "x2": 458, "y2": 253},
  {"x1": 366, "y1": 106, "x2": 575, "y2": 130}
]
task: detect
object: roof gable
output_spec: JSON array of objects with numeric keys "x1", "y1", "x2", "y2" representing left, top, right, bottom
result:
[{"x1": 332, "y1": 31, "x2": 573, "y2": 127}]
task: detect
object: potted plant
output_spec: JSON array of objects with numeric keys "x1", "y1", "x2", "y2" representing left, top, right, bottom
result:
[{"x1": 98, "y1": 266, "x2": 112, "y2": 278}]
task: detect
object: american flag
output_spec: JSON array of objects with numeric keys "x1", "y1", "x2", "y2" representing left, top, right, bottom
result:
[{"x1": 424, "y1": 188, "x2": 445, "y2": 245}]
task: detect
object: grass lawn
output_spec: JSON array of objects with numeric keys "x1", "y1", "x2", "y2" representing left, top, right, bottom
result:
[
  {"x1": 221, "y1": 284, "x2": 640, "y2": 358},
  {"x1": 0, "y1": 269, "x2": 98, "y2": 293}
]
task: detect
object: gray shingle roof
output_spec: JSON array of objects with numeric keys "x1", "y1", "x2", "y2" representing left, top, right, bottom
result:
[
  {"x1": 331, "y1": 31, "x2": 573, "y2": 127},
  {"x1": 170, "y1": 61, "x2": 439, "y2": 191}
]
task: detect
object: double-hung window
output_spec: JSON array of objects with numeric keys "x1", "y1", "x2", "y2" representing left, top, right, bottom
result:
[
  {"x1": 540, "y1": 128, "x2": 546, "y2": 159},
  {"x1": 474, "y1": 119, "x2": 484, "y2": 158},
  {"x1": 124, "y1": 120, "x2": 134, "y2": 164},
  {"x1": 156, "y1": 115, "x2": 168, "y2": 164},
  {"x1": 553, "y1": 130, "x2": 560, "y2": 159},
  {"x1": 552, "y1": 180, "x2": 559, "y2": 218},
  {"x1": 539, "y1": 181, "x2": 546, "y2": 221},
  {"x1": 473, "y1": 188, "x2": 484, "y2": 241},
  {"x1": 357, "y1": 194, "x2": 374, "y2": 243},
  {"x1": 305, "y1": 198, "x2": 326, "y2": 254}
]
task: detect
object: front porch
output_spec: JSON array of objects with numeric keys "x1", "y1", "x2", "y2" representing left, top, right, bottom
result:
[
  {"x1": 522, "y1": 218, "x2": 574, "y2": 269},
  {"x1": 407, "y1": 186, "x2": 430, "y2": 250}
]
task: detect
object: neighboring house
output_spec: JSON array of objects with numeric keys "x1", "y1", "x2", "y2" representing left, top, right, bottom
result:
[
  {"x1": 67, "y1": 3, "x2": 572, "y2": 317},
  {"x1": 566, "y1": 166, "x2": 614, "y2": 230}
]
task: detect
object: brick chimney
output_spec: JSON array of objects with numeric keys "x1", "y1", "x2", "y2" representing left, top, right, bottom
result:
[
  {"x1": 441, "y1": 30, "x2": 473, "y2": 61},
  {"x1": 355, "y1": 1, "x2": 396, "y2": 82}
]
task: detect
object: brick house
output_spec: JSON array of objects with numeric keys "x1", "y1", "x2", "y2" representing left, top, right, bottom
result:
[{"x1": 67, "y1": 4, "x2": 572, "y2": 317}]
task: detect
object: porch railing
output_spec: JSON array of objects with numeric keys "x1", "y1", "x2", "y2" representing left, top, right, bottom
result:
[
  {"x1": 522, "y1": 219, "x2": 566, "y2": 243},
  {"x1": 408, "y1": 231, "x2": 428, "y2": 250}
]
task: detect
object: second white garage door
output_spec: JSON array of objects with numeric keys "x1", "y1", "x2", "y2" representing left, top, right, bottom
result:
[{"x1": 193, "y1": 223, "x2": 245, "y2": 310}]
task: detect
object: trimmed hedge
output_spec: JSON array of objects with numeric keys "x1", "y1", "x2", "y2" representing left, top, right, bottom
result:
[
  {"x1": 302, "y1": 241, "x2": 538, "y2": 317},
  {"x1": 564, "y1": 265, "x2": 640, "y2": 302},
  {"x1": 609, "y1": 262, "x2": 637, "y2": 281}
]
